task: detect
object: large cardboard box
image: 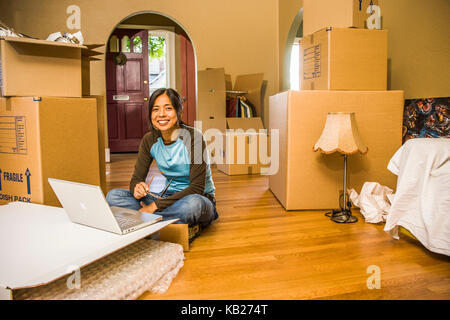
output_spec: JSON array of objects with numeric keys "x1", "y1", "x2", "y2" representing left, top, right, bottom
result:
[
  {"x1": 0, "y1": 36, "x2": 84, "y2": 97},
  {"x1": 269, "y1": 90, "x2": 404, "y2": 210},
  {"x1": 217, "y1": 117, "x2": 269, "y2": 175},
  {"x1": 300, "y1": 27, "x2": 387, "y2": 91},
  {"x1": 0, "y1": 97, "x2": 101, "y2": 206},
  {"x1": 85, "y1": 95, "x2": 107, "y2": 194},
  {"x1": 197, "y1": 68, "x2": 227, "y2": 134},
  {"x1": 303, "y1": 0, "x2": 380, "y2": 36},
  {"x1": 81, "y1": 44, "x2": 104, "y2": 96}
]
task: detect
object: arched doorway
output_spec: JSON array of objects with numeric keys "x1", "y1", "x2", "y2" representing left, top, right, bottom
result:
[
  {"x1": 105, "y1": 11, "x2": 196, "y2": 153},
  {"x1": 283, "y1": 8, "x2": 303, "y2": 91}
]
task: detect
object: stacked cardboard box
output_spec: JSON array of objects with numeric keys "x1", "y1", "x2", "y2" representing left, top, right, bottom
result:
[
  {"x1": 269, "y1": 2, "x2": 405, "y2": 210},
  {"x1": 0, "y1": 36, "x2": 106, "y2": 206},
  {"x1": 197, "y1": 68, "x2": 269, "y2": 175}
]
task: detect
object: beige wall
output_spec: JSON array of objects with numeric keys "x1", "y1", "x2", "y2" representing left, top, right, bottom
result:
[
  {"x1": 0, "y1": 0, "x2": 279, "y2": 126},
  {"x1": 1, "y1": 0, "x2": 448, "y2": 109},
  {"x1": 379, "y1": 0, "x2": 450, "y2": 98}
]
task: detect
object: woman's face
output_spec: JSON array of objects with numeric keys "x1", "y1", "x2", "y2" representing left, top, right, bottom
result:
[{"x1": 151, "y1": 93, "x2": 178, "y2": 133}]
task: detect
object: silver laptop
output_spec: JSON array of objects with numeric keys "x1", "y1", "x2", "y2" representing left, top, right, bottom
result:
[{"x1": 48, "y1": 178, "x2": 163, "y2": 235}]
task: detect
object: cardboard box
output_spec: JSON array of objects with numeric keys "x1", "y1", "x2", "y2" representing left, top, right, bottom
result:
[
  {"x1": 0, "y1": 97, "x2": 101, "y2": 207},
  {"x1": 199, "y1": 68, "x2": 267, "y2": 120},
  {"x1": 303, "y1": 0, "x2": 380, "y2": 36},
  {"x1": 85, "y1": 95, "x2": 107, "y2": 194},
  {"x1": 197, "y1": 68, "x2": 267, "y2": 162},
  {"x1": 217, "y1": 117, "x2": 269, "y2": 175},
  {"x1": 232, "y1": 73, "x2": 267, "y2": 118},
  {"x1": 159, "y1": 223, "x2": 189, "y2": 252},
  {"x1": 300, "y1": 27, "x2": 387, "y2": 91},
  {"x1": 0, "y1": 36, "x2": 84, "y2": 97},
  {"x1": 81, "y1": 44, "x2": 104, "y2": 96},
  {"x1": 197, "y1": 68, "x2": 227, "y2": 130},
  {"x1": 268, "y1": 90, "x2": 404, "y2": 210}
]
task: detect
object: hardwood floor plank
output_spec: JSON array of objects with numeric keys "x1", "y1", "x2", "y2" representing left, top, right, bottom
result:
[{"x1": 105, "y1": 153, "x2": 450, "y2": 300}]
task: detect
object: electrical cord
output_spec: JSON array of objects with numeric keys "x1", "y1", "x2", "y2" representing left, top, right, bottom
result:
[{"x1": 324, "y1": 192, "x2": 353, "y2": 218}]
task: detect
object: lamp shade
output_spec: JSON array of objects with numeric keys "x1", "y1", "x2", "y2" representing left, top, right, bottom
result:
[{"x1": 314, "y1": 112, "x2": 368, "y2": 155}]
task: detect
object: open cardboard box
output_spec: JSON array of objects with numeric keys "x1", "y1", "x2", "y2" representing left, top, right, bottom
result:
[
  {"x1": 228, "y1": 73, "x2": 267, "y2": 120},
  {"x1": 0, "y1": 96, "x2": 102, "y2": 206},
  {"x1": 0, "y1": 36, "x2": 85, "y2": 97},
  {"x1": 216, "y1": 117, "x2": 270, "y2": 175},
  {"x1": 81, "y1": 44, "x2": 104, "y2": 96},
  {"x1": 268, "y1": 90, "x2": 404, "y2": 210},
  {"x1": 303, "y1": 0, "x2": 380, "y2": 36},
  {"x1": 197, "y1": 68, "x2": 268, "y2": 164},
  {"x1": 300, "y1": 27, "x2": 388, "y2": 91}
]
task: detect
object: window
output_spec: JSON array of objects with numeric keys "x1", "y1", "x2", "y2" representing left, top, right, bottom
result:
[
  {"x1": 109, "y1": 35, "x2": 119, "y2": 52},
  {"x1": 121, "y1": 36, "x2": 130, "y2": 53},
  {"x1": 148, "y1": 30, "x2": 175, "y2": 95},
  {"x1": 290, "y1": 38, "x2": 301, "y2": 90},
  {"x1": 133, "y1": 36, "x2": 142, "y2": 53}
]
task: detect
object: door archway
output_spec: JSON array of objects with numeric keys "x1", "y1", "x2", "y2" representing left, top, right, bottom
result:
[
  {"x1": 105, "y1": 11, "x2": 196, "y2": 153},
  {"x1": 282, "y1": 8, "x2": 303, "y2": 91}
]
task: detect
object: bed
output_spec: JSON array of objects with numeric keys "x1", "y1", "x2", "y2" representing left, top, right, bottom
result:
[{"x1": 384, "y1": 138, "x2": 450, "y2": 256}]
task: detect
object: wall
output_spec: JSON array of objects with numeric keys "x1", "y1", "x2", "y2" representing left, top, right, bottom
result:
[
  {"x1": 1, "y1": 0, "x2": 448, "y2": 110},
  {"x1": 379, "y1": 0, "x2": 450, "y2": 99},
  {"x1": 0, "y1": 0, "x2": 279, "y2": 127}
]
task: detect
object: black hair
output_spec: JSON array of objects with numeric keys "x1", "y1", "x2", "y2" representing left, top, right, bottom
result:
[{"x1": 148, "y1": 88, "x2": 184, "y2": 133}]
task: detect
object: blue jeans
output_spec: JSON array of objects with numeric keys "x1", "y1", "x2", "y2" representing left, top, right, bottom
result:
[{"x1": 105, "y1": 189, "x2": 218, "y2": 227}]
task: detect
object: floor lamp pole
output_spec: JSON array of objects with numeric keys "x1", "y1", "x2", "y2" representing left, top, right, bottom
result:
[
  {"x1": 329, "y1": 154, "x2": 357, "y2": 223},
  {"x1": 343, "y1": 154, "x2": 347, "y2": 213}
]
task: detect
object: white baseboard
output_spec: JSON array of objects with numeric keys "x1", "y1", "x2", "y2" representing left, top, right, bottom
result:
[{"x1": 105, "y1": 148, "x2": 111, "y2": 163}]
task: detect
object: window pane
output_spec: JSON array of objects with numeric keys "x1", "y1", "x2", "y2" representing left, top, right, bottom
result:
[
  {"x1": 148, "y1": 35, "x2": 167, "y2": 95},
  {"x1": 109, "y1": 35, "x2": 119, "y2": 52},
  {"x1": 133, "y1": 36, "x2": 142, "y2": 53},
  {"x1": 121, "y1": 36, "x2": 130, "y2": 53}
]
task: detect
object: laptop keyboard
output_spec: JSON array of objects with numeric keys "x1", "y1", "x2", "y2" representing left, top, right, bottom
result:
[
  {"x1": 115, "y1": 216, "x2": 140, "y2": 230},
  {"x1": 111, "y1": 208, "x2": 142, "y2": 230}
]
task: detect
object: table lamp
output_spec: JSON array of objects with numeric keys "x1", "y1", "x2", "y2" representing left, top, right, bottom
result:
[{"x1": 313, "y1": 112, "x2": 368, "y2": 223}]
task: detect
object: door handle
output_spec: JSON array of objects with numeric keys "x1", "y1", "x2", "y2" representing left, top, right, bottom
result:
[
  {"x1": 144, "y1": 97, "x2": 148, "y2": 101},
  {"x1": 144, "y1": 80, "x2": 148, "y2": 84}
]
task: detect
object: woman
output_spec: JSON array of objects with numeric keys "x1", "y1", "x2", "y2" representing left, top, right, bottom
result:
[{"x1": 106, "y1": 88, "x2": 218, "y2": 239}]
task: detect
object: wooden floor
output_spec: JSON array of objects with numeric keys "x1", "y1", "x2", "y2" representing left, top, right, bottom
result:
[{"x1": 106, "y1": 153, "x2": 450, "y2": 300}]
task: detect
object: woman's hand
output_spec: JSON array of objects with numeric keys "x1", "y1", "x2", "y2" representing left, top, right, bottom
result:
[
  {"x1": 139, "y1": 201, "x2": 158, "y2": 214},
  {"x1": 133, "y1": 182, "x2": 149, "y2": 199}
]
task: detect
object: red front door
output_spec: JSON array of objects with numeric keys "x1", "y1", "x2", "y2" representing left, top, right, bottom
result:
[{"x1": 106, "y1": 29, "x2": 149, "y2": 153}]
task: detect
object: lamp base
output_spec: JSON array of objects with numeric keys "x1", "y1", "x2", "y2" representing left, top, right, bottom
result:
[{"x1": 325, "y1": 209, "x2": 358, "y2": 224}]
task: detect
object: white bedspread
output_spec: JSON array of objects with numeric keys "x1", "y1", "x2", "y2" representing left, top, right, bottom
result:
[{"x1": 384, "y1": 138, "x2": 450, "y2": 256}]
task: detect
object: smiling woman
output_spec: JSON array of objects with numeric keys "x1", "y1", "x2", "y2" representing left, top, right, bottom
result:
[{"x1": 106, "y1": 88, "x2": 219, "y2": 242}]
